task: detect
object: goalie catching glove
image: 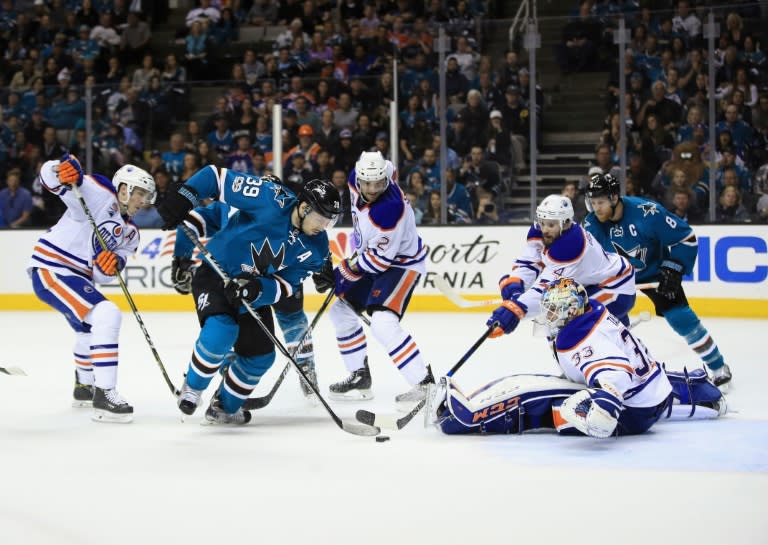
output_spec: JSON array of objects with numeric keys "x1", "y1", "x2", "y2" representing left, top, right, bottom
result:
[
  {"x1": 58, "y1": 153, "x2": 83, "y2": 186},
  {"x1": 224, "y1": 275, "x2": 263, "y2": 305},
  {"x1": 559, "y1": 382, "x2": 623, "y2": 438},
  {"x1": 93, "y1": 250, "x2": 124, "y2": 276},
  {"x1": 171, "y1": 256, "x2": 195, "y2": 295}
]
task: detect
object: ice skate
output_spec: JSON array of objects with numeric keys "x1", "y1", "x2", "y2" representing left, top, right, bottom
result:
[
  {"x1": 92, "y1": 387, "x2": 133, "y2": 423},
  {"x1": 395, "y1": 365, "x2": 435, "y2": 410},
  {"x1": 329, "y1": 359, "x2": 373, "y2": 400},
  {"x1": 710, "y1": 364, "x2": 732, "y2": 392},
  {"x1": 203, "y1": 393, "x2": 251, "y2": 425},
  {"x1": 298, "y1": 361, "x2": 319, "y2": 403},
  {"x1": 72, "y1": 370, "x2": 94, "y2": 408},
  {"x1": 177, "y1": 378, "x2": 203, "y2": 416}
]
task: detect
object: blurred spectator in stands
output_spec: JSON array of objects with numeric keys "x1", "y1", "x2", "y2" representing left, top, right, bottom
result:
[
  {"x1": 640, "y1": 112, "x2": 675, "y2": 168},
  {"x1": 460, "y1": 145, "x2": 501, "y2": 199},
  {"x1": 741, "y1": 35, "x2": 765, "y2": 77},
  {"x1": 445, "y1": 56, "x2": 470, "y2": 105},
  {"x1": 406, "y1": 170, "x2": 429, "y2": 210},
  {"x1": 314, "y1": 148, "x2": 334, "y2": 180},
  {"x1": 314, "y1": 110, "x2": 339, "y2": 155},
  {"x1": 227, "y1": 133, "x2": 255, "y2": 174},
  {"x1": 371, "y1": 71, "x2": 395, "y2": 113},
  {"x1": 91, "y1": 12, "x2": 121, "y2": 58},
  {"x1": 556, "y1": 1, "x2": 600, "y2": 74},
  {"x1": 333, "y1": 92, "x2": 359, "y2": 131},
  {"x1": 308, "y1": 30, "x2": 333, "y2": 69},
  {"x1": 714, "y1": 147, "x2": 751, "y2": 193},
  {"x1": 724, "y1": 13, "x2": 746, "y2": 50},
  {"x1": 422, "y1": 190, "x2": 443, "y2": 225},
  {"x1": 0, "y1": 170, "x2": 33, "y2": 229},
  {"x1": 728, "y1": 88, "x2": 753, "y2": 127},
  {"x1": 561, "y1": 180, "x2": 587, "y2": 223},
  {"x1": 447, "y1": 168, "x2": 473, "y2": 220},
  {"x1": 592, "y1": 142, "x2": 618, "y2": 178},
  {"x1": 131, "y1": 54, "x2": 159, "y2": 92},
  {"x1": 241, "y1": 49, "x2": 265, "y2": 86},
  {"x1": 485, "y1": 109, "x2": 512, "y2": 171},
  {"x1": 183, "y1": 120, "x2": 205, "y2": 154},
  {"x1": 162, "y1": 133, "x2": 186, "y2": 182},
  {"x1": 9, "y1": 59, "x2": 40, "y2": 94},
  {"x1": 517, "y1": 67, "x2": 543, "y2": 150},
  {"x1": 499, "y1": 85, "x2": 528, "y2": 173},
  {"x1": 333, "y1": 129, "x2": 358, "y2": 173},
  {"x1": 196, "y1": 140, "x2": 220, "y2": 168},
  {"x1": 473, "y1": 185, "x2": 503, "y2": 225},
  {"x1": 253, "y1": 114, "x2": 273, "y2": 156},
  {"x1": 184, "y1": 20, "x2": 210, "y2": 81},
  {"x1": 104, "y1": 56, "x2": 127, "y2": 88},
  {"x1": 210, "y1": 7, "x2": 239, "y2": 46},
  {"x1": 451, "y1": 36, "x2": 480, "y2": 82},
  {"x1": 716, "y1": 185, "x2": 750, "y2": 223},
  {"x1": 180, "y1": 152, "x2": 201, "y2": 184},
  {"x1": 637, "y1": 80, "x2": 682, "y2": 132},
  {"x1": 475, "y1": 71, "x2": 503, "y2": 112},
  {"x1": 462, "y1": 89, "x2": 489, "y2": 148},
  {"x1": 717, "y1": 103, "x2": 754, "y2": 156},
  {"x1": 625, "y1": 151, "x2": 652, "y2": 195},
  {"x1": 24, "y1": 109, "x2": 49, "y2": 150},
  {"x1": 248, "y1": 0, "x2": 278, "y2": 25},
  {"x1": 399, "y1": 95, "x2": 432, "y2": 169},
  {"x1": 275, "y1": 18, "x2": 309, "y2": 50},
  {"x1": 352, "y1": 114, "x2": 375, "y2": 152},
  {"x1": 400, "y1": 52, "x2": 437, "y2": 98},
  {"x1": 284, "y1": 151, "x2": 314, "y2": 185},
  {"x1": 411, "y1": 147, "x2": 441, "y2": 189},
  {"x1": 285, "y1": 124, "x2": 321, "y2": 165},
  {"x1": 185, "y1": 0, "x2": 220, "y2": 32},
  {"x1": 161, "y1": 53, "x2": 188, "y2": 121},
  {"x1": 119, "y1": 12, "x2": 151, "y2": 66},
  {"x1": 669, "y1": 187, "x2": 703, "y2": 223},
  {"x1": 405, "y1": 188, "x2": 424, "y2": 225},
  {"x1": 331, "y1": 168, "x2": 353, "y2": 226},
  {"x1": 431, "y1": 134, "x2": 461, "y2": 171},
  {"x1": 142, "y1": 75, "x2": 172, "y2": 140},
  {"x1": 147, "y1": 149, "x2": 164, "y2": 176},
  {"x1": 655, "y1": 141, "x2": 709, "y2": 208},
  {"x1": 447, "y1": 112, "x2": 471, "y2": 160},
  {"x1": 348, "y1": 76, "x2": 376, "y2": 116},
  {"x1": 232, "y1": 97, "x2": 257, "y2": 136},
  {"x1": 372, "y1": 131, "x2": 391, "y2": 160},
  {"x1": 676, "y1": 106, "x2": 707, "y2": 144},
  {"x1": 754, "y1": 165, "x2": 768, "y2": 222},
  {"x1": 671, "y1": 0, "x2": 701, "y2": 43},
  {"x1": 497, "y1": 50, "x2": 521, "y2": 91},
  {"x1": 251, "y1": 149, "x2": 267, "y2": 177},
  {"x1": 722, "y1": 67, "x2": 759, "y2": 109},
  {"x1": 207, "y1": 114, "x2": 234, "y2": 161}
]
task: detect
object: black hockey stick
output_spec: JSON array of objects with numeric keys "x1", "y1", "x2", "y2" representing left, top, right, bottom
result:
[
  {"x1": 243, "y1": 289, "x2": 335, "y2": 410},
  {"x1": 71, "y1": 183, "x2": 178, "y2": 396},
  {"x1": 0, "y1": 366, "x2": 26, "y2": 376},
  {"x1": 179, "y1": 223, "x2": 380, "y2": 437},
  {"x1": 356, "y1": 322, "x2": 499, "y2": 430}
]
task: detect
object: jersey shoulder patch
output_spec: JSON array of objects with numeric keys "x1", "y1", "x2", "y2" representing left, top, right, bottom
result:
[
  {"x1": 90, "y1": 173, "x2": 117, "y2": 194},
  {"x1": 555, "y1": 303, "x2": 606, "y2": 351},
  {"x1": 526, "y1": 224, "x2": 543, "y2": 241},
  {"x1": 368, "y1": 186, "x2": 405, "y2": 230},
  {"x1": 546, "y1": 225, "x2": 586, "y2": 263}
]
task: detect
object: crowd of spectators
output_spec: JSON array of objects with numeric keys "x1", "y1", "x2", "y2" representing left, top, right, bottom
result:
[{"x1": 590, "y1": 0, "x2": 768, "y2": 224}]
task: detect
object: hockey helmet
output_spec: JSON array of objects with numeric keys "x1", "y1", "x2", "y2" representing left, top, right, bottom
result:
[
  {"x1": 536, "y1": 194, "x2": 574, "y2": 229},
  {"x1": 113, "y1": 164, "x2": 157, "y2": 204},
  {"x1": 586, "y1": 172, "x2": 620, "y2": 200},
  {"x1": 354, "y1": 151, "x2": 389, "y2": 200},
  {"x1": 540, "y1": 278, "x2": 589, "y2": 333},
  {"x1": 299, "y1": 178, "x2": 341, "y2": 229}
]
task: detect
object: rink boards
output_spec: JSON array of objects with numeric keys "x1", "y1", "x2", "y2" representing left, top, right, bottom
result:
[{"x1": 2, "y1": 225, "x2": 766, "y2": 318}]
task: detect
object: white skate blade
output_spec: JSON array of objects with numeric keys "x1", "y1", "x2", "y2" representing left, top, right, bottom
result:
[
  {"x1": 72, "y1": 400, "x2": 93, "y2": 408},
  {"x1": 91, "y1": 409, "x2": 133, "y2": 423},
  {"x1": 329, "y1": 389, "x2": 374, "y2": 401}
]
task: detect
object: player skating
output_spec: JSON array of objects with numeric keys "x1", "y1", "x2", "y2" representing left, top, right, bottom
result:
[
  {"x1": 583, "y1": 173, "x2": 731, "y2": 390},
  {"x1": 28, "y1": 156, "x2": 156, "y2": 423},
  {"x1": 158, "y1": 167, "x2": 339, "y2": 424}
]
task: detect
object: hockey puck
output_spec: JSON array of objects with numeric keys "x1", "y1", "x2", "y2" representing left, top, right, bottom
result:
[{"x1": 375, "y1": 435, "x2": 390, "y2": 443}]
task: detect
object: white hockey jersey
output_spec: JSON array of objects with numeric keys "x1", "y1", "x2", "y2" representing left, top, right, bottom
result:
[
  {"x1": 512, "y1": 224, "x2": 635, "y2": 318},
  {"x1": 346, "y1": 162, "x2": 426, "y2": 275},
  {"x1": 554, "y1": 301, "x2": 672, "y2": 408},
  {"x1": 28, "y1": 160, "x2": 140, "y2": 285}
]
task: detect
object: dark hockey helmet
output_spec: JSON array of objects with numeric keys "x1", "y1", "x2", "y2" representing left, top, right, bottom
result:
[
  {"x1": 260, "y1": 173, "x2": 283, "y2": 186},
  {"x1": 300, "y1": 178, "x2": 341, "y2": 226},
  {"x1": 586, "y1": 173, "x2": 620, "y2": 199}
]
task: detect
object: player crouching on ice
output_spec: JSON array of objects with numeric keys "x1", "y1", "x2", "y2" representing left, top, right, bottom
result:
[
  {"x1": 435, "y1": 278, "x2": 726, "y2": 437},
  {"x1": 28, "y1": 155, "x2": 157, "y2": 423}
]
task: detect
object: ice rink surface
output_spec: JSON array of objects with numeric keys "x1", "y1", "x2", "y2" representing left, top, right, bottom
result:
[{"x1": 0, "y1": 309, "x2": 766, "y2": 545}]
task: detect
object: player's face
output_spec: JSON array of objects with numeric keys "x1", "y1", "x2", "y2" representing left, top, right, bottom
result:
[
  {"x1": 359, "y1": 177, "x2": 387, "y2": 202},
  {"x1": 301, "y1": 207, "x2": 338, "y2": 236},
  {"x1": 126, "y1": 187, "x2": 152, "y2": 215},
  {"x1": 590, "y1": 196, "x2": 614, "y2": 222},
  {"x1": 538, "y1": 219, "x2": 562, "y2": 246}
]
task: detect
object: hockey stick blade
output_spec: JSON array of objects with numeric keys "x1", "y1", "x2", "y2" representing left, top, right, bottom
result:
[
  {"x1": 433, "y1": 276, "x2": 502, "y2": 309},
  {"x1": 356, "y1": 399, "x2": 426, "y2": 431},
  {"x1": 0, "y1": 366, "x2": 26, "y2": 376}
]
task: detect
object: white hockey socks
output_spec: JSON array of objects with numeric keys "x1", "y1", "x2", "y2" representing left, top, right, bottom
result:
[
  {"x1": 330, "y1": 299, "x2": 368, "y2": 372},
  {"x1": 370, "y1": 310, "x2": 427, "y2": 385},
  {"x1": 73, "y1": 331, "x2": 94, "y2": 386},
  {"x1": 86, "y1": 300, "x2": 122, "y2": 389}
]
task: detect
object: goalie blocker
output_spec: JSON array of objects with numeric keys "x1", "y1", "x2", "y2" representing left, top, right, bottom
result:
[{"x1": 435, "y1": 371, "x2": 725, "y2": 436}]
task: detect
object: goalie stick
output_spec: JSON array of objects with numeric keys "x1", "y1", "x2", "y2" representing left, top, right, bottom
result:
[
  {"x1": 242, "y1": 289, "x2": 334, "y2": 410},
  {"x1": 0, "y1": 366, "x2": 26, "y2": 376},
  {"x1": 356, "y1": 322, "x2": 498, "y2": 430},
  {"x1": 179, "y1": 223, "x2": 380, "y2": 437},
  {"x1": 434, "y1": 275, "x2": 659, "y2": 309}
]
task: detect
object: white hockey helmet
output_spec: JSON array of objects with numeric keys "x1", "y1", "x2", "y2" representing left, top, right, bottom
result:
[
  {"x1": 541, "y1": 278, "x2": 588, "y2": 333},
  {"x1": 355, "y1": 151, "x2": 388, "y2": 183},
  {"x1": 113, "y1": 164, "x2": 157, "y2": 204},
  {"x1": 536, "y1": 194, "x2": 574, "y2": 229}
]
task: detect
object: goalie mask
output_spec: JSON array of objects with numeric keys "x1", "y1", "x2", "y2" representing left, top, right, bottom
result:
[
  {"x1": 113, "y1": 164, "x2": 157, "y2": 205},
  {"x1": 541, "y1": 278, "x2": 588, "y2": 334}
]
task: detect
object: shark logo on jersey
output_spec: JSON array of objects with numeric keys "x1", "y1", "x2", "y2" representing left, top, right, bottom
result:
[
  {"x1": 272, "y1": 185, "x2": 289, "y2": 208},
  {"x1": 611, "y1": 242, "x2": 648, "y2": 271},
  {"x1": 245, "y1": 238, "x2": 286, "y2": 275},
  {"x1": 638, "y1": 202, "x2": 659, "y2": 217}
]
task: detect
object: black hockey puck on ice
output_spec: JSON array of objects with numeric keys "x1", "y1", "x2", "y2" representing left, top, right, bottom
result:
[{"x1": 375, "y1": 435, "x2": 390, "y2": 443}]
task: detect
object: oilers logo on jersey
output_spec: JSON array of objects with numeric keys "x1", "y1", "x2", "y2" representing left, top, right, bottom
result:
[{"x1": 94, "y1": 220, "x2": 124, "y2": 253}]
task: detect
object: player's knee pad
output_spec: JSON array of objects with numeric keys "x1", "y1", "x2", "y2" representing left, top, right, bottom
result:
[
  {"x1": 87, "y1": 300, "x2": 121, "y2": 338},
  {"x1": 197, "y1": 314, "x2": 239, "y2": 361},
  {"x1": 329, "y1": 298, "x2": 361, "y2": 333},
  {"x1": 369, "y1": 310, "x2": 402, "y2": 345},
  {"x1": 274, "y1": 309, "x2": 309, "y2": 341},
  {"x1": 663, "y1": 305, "x2": 700, "y2": 337},
  {"x1": 665, "y1": 367, "x2": 725, "y2": 418}
]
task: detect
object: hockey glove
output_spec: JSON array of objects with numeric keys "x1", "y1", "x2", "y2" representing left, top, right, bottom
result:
[
  {"x1": 334, "y1": 259, "x2": 363, "y2": 297},
  {"x1": 58, "y1": 153, "x2": 83, "y2": 186},
  {"x1": 312, "y1": 257, "x2": 335, "y2": 293},
  {"x1": 559, "y1": 382, "x2": 623, "y2": 438},
  {"x1": 487, "y1": 299, "x2": 527, "y2": 338},
  {"x1": 94, "y1": 250, "x2": 124, "y2": 276},
  {"x1": 657, "y1": 260, "x2": 684, "y2": 301},
  {"x1": 498, "y1": 274, "x2": 524, "y2": 300},
  {"x1": 224, "y1": 275, "x2": 263, "y2": 306},
  {"x1": 259, "y1": 173, "x2": 283, "y2": 185},
  {"x1": 157, "y1": 184, "x2": 198, "y2": 231},
  {"x1": 171, "y1": 256, "x2": 195, "y2": 295}
]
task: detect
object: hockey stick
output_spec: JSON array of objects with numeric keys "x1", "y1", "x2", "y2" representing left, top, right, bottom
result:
[
  {"x1": 435, "y1": 275, "x2": 660, "y2": 309},
  {"x1": 0, "y1": 366, "x2": 26, "y2": 376},
  {"x1": 179, "y1": 223, "x2": 380, "y2": 437},
  {"x1": 71, "y1": 183, "x2": 178, "y2": 396},
  {"x1": 242, "y1": 289, "x2": 335, "y2": 410},
  {"x1": 356, "y1": 322, "x2": 498, "y2": 430}
]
